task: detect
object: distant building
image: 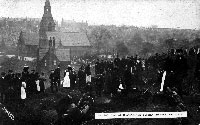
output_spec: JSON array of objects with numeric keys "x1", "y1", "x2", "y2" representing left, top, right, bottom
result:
[
  {"x1": 37, "y1": 0, "x2": 91, "y2": 73},
  {"x1": 60, "y1": 19, "x2": 88, "y2": 32},
  {"x1": 17, "y1": 31, "x2": 39, "y2": 60}
]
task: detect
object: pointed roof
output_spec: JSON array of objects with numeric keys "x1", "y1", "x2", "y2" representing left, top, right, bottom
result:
[
  {"x1": 46, "y1": 31, "x2": 91, "y2": 47},
  {"x1": 20, "y1": 32, "x2": 39, "y2": 45},
  {"x1": 45, "y1": 0, "x2": 50, "y2": 6}
]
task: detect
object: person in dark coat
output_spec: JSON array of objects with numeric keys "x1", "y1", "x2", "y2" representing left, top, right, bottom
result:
[
  {"x1": 4, "y1": 71, "x2": 16, "y2": 104},
  {"x1": 49, "y1": 70, "x2": 57, "y2": 93},
  {"x1": 123, "y1": 65, "x2": 133, "y2": 93},
  {"x1": 95, "y1": 59, "x2": 100, "y2": 75},
  {"x1": 29, "y1": 70, "x2": 37, "y2": 95},
  {"x1": 54, "y1": 65, "x2": 61, "y2": 88},
  {"x1": 99, "y1": 60, "x2": 104, "y2": 74},
  {"x1": 69, "y1": 68, "x2": 76, "y2": 89},
  {"x1": 114, "y1": 55, "x2": 120, "y2": 68},
  {"x1": 0, "y1": 72, "x2": 7, "y2": 103},
  {"x1": 22, "y1": 66, "x2": 30, "y2": 82},
  {"x1": 111, "y1": 67, "x2": 120, "y2": 97},
  {"x1": 39, "y1": 72, "x2": 46, "y2": 93},
  {"x1": 104, "y1": 69, "x2": 112, "y2": 95},
  {"x1": 78, "y1": 67, "x2": 86, "y2": 91},
  {"x1": 4, "y1": 70, "x2": 13, "y2": 90},
  {"x1": 14, "y1": 73, "x2": 22, "y2": 102}
]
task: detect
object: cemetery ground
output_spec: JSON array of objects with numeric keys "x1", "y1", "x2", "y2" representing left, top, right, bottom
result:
[{"x1": 1, "y1": 84, "x2": 200, "y2": 125}]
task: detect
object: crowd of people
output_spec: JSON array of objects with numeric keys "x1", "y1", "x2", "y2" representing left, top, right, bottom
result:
[
  {"x1": 0, "y1": 66, "x2": 46, "y2": 106},
  {"x1": 51, "y1": 46, "x2": 200, "y2": 99},
  {"x1": 1, "y1": 46, "x2": 200, "y2": 107},
  {"x1": 93, "y1": 47, "x2": 200, "y2": 98}
]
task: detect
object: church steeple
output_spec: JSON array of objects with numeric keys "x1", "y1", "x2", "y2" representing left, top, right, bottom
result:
[
  {"x1": 45, "y1": 0, "x2": 50, "y2": 6},
  {"x1": 43, "y1": 0, "x2": 52, "y2": 17},
  {"x1": 38, "y1": 0, "x2": 56, "y2": 60},
  {"x1": 39, "y1": 0, "x2": 55, "y2": 36}
]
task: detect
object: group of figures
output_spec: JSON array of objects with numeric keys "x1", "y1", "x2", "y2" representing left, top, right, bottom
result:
[
  {"x1": 94, "y1": 47, "x2": 200, "y2": 98},
  {"x1": 0, "y1": 66, "x2": 46, "y2": 105},
  {"x1": 49, "y1": 46, "x2": 200, "y2": 99},
  {"x1": 0, "y1": 46, "x2": 200, "y2": 124},
  {"x1": 49, "y1": 64, "x2": 91, "y2": 93}
]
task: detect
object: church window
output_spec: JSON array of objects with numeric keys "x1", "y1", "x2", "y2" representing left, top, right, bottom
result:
[
  {"x1": 45, "y1": 60, "x2": 47, "y2": 66},
  {"x1": 54, "y1": 60, "x2": 56, "y2": 65},
  {"x1": 48, "y1": 22, "x2": 52, "y2": 31}
]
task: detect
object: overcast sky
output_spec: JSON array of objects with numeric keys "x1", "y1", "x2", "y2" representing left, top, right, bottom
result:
[{"x1": 0, "y1": 0, "x2": 200, "y2": 29}]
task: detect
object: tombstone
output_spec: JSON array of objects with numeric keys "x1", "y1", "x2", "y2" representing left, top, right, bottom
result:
[
  {"x1": 160, "y1": 71, "x2": 167, "y2": 92},
  {"x1": 21, "y1": 82, "x2": 26, "y2": 99},
  {"x1": 86, "y1": 75, "x2": 91, "y2": 83},
  {"x1": 36, "y1": 80, "x2": 40, "y2": 92}
]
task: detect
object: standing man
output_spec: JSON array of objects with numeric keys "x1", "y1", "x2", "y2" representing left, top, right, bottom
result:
[
  {"x1": 39, "y1": 72, "x2": 46, "y2": 93},
  {"x1": 30, "y1": 70, "x2": 37, "y2": 95},
  {"x1": 5, "y1": 70, "x2": 13, "y2": 90},
  {"x1": 78, "y1": 67, "x2": 86, "y2": 91},
  {"x1": 123, "y1": 65, "x2": 133, "y2": 95},
  {"x1": 54, "y1": 65, "x2": 61, "y2": 88},
  {"x1": 95, "y1": 59, "x2": 100, "y2": 75},
  {"x1": 14, "y1": 73, "x2": 22, "y2": 103},
  {"x1": 85, "y1": 64, "x2": 91, "y2": 84},
  {"x1": 69, "y1": 67, "x2": 76, "y2": 89},
  {"x1": 49, "y1": 70, "x2": 57, "y2": 93},
  {"x1": 4, "y1": 70, "x2": 14, "y2": 103},
  {"x1": 21, "y1": 66, "x2": 30, "y2": 97}
]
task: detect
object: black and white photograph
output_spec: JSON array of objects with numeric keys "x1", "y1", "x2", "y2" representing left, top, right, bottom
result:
[{"x1": 0, "y1": 0, "x2": 200, "y2": 124}]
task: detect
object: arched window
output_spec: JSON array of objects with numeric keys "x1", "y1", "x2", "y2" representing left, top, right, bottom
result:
[
  {"x1": 45, "y1": 60, "x2": 47, "y2": 66},
  {"x1": 54, "y1": 60, "x2": 56, "y2": 65}
]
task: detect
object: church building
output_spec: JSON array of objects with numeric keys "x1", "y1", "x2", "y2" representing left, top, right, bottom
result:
[{"x1": 37, "y1": 0, "x2": 91, "y2": 73}]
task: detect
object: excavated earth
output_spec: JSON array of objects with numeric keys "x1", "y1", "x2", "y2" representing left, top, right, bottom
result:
[{"x1": 1, "y1": 87, "x2": 200, "y2": 125}]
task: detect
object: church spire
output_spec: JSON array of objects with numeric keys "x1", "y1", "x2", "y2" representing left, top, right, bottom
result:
[
  {"x1": 43, "y1": 0, "x2": 52, "y2": 17},
  {"x1": 39, "y1": 0, "x2": 55, "y2": 48},
  {"x1": 45, "y1": 0, "x2": 50, "y2": 6}
]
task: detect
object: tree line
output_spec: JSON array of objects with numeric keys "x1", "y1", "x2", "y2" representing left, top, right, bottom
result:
[{"x1": 87, "y1": 25, "x2": 200, "y2": 58}]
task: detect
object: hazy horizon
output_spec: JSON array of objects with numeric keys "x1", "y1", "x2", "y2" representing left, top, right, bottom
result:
[{"x1": 0, "y1": 0, "x2": 200, "y2": 29}]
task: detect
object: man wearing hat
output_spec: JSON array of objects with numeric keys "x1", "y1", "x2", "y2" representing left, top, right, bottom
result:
[
  {"x1": 68, "y1": 65, "x2": 72, "y2": 72},
  {"x1": 123, "y1": 65, "x2": 132, "y2": 95},
  {"x1": 4, "y1": 70, "x2": 15, "y2": 103},
  {"x1": 78, "y1": 67, "x2": 86, "y2": 91},
  {"x1": 5, "y1": 70, "x2": 13, "y2": 88},
  {"x1": 21, "y1": 66, "x2": 30, "y2": 98},
  {"x1": 54, "y1": 65, "x2": 61, "y2": 88},
  {"x1": 22, "y1": 66, "x2": 30, "y2": 82},
  {"x1": 95, "y1": 59, "x2": 100, "y2": 75},
  {"x1": 69, "y1": 67, "x2": 77, "y2": 89},
  {"x1": 49, "y1": 69, "x2": 58, "y2": 93},
  {"x1": 29, "y1": 69, "x2": 37, "y2": 95}
]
